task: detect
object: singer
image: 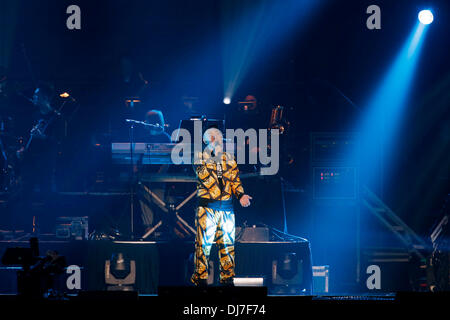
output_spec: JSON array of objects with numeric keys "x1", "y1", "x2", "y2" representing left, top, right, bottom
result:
[{"x1": 191, "y1": 128, "x2": 252, "y2": 286}]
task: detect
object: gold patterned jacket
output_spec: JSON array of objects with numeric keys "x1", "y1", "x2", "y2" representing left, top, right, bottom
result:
[{"x1": 194, "y1": 151, "x2": 245, "y2": 202}]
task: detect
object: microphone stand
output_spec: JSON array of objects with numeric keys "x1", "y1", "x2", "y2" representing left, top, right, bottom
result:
[
  {"x1": 128, "y1": 121, "x2": 136, "y2": 239},
  {"x1": 125, "y1": 119, "x2": 161, "y2": 129},
  {"x1": 125, "y1": 119, "x2": 164, "y2": 239}
]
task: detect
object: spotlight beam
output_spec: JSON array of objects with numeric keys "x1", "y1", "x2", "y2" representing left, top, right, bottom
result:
[
  {"x1": 221, "y1": 0, "x2": 322, "y2": 102},
  {"x1": 353, "y1": 20, "x2": 431, "y2": 194}
]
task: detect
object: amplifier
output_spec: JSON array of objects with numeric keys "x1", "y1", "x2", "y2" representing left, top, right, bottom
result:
[
  {"x1": 361, "y1": 249, "x2": 412, "y2": 292},
  {"x1": 312, "y1": 166, "x2": 358, "y2": 200},
  {"x1": 311, "y1": 132, "x2": 359, "y2": 164},
  {"x1": 235, "y1": 227, "x2": 269, "y2": 242}
]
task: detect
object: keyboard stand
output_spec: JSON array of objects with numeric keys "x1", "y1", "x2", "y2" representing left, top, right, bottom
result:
[{"x1": 140, "y1": 183, "x2": 196, "y2": 240}]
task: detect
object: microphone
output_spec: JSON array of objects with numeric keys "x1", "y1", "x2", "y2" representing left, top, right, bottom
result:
[{"x1": 125, "y1": 119, "x2": 161, "y2": 128}]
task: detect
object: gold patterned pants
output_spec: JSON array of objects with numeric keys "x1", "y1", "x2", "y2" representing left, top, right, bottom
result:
[{"x1": 191, "y1": 206, "x2": 235, "y2": 285}]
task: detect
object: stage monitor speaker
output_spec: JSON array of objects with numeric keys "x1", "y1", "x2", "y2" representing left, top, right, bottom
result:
[
  {"x1": 1, "y1": 247, "x2": 34, "y2": 266},
  {"x1": 236, "y1": 227, "x2": 269, "y2": 242}
]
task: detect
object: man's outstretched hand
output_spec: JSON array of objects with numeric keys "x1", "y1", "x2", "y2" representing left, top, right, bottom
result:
[{"x1": 239, "y1": 195, "x2": 252, "y2": 207}]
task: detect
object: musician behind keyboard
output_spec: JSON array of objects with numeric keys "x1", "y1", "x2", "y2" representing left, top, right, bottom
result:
[{"x1": 134, "y1": 109, "x2": 171, "y2": 143}]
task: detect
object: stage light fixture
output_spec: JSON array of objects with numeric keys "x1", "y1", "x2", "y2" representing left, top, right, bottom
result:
[
  {"x1": 418, "y1": 10, "x2": 433, "y2": 25},
  {"x1": 59, "y1": 92, "x2": 70, "y2": 98},
  {"x1": 271, "y1": 252, "x2": 306, "y2": 294},
  {"x1": 223, "y1": 97, "x2": 231, "y2": 105}
]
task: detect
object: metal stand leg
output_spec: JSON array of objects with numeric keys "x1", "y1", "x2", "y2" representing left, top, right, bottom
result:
[
  {"x1": 128, "y1": 124, "x2": 135, "y2": 239},
  {"x1": 140, "y1": 184, "x2": 196, "y2": 240},
  {"x1": 141, "y1": 220, "x2": 163, "y2": 239}
]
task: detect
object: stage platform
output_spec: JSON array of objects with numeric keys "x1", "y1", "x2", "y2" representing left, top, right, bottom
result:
[{"x1": 0, "y1": 239, "x2": 312, "y2": 295}]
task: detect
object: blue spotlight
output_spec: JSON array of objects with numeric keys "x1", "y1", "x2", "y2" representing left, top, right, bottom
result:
[
  {"x1": 418, "y1": 10, "x2": 433, "y2": 25},
  {"x1": 223, "y1": 97, "x2": 231, "y2": 105}
]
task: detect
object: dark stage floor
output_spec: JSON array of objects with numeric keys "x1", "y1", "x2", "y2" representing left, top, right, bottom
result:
[{"x1": 0, "y1": 290, "x2": 447, "y2": 317}]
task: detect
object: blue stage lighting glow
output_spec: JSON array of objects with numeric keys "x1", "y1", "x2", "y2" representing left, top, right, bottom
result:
[
  {"x1": 418, "y1": 10, "x2": 433, "y2": 25},
  {"x1": 350, "y1": 20, "x2": 430, "y2": 191},
  {"x1": 221, "y1": 0, "x2": 322, "y2": 103}
]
